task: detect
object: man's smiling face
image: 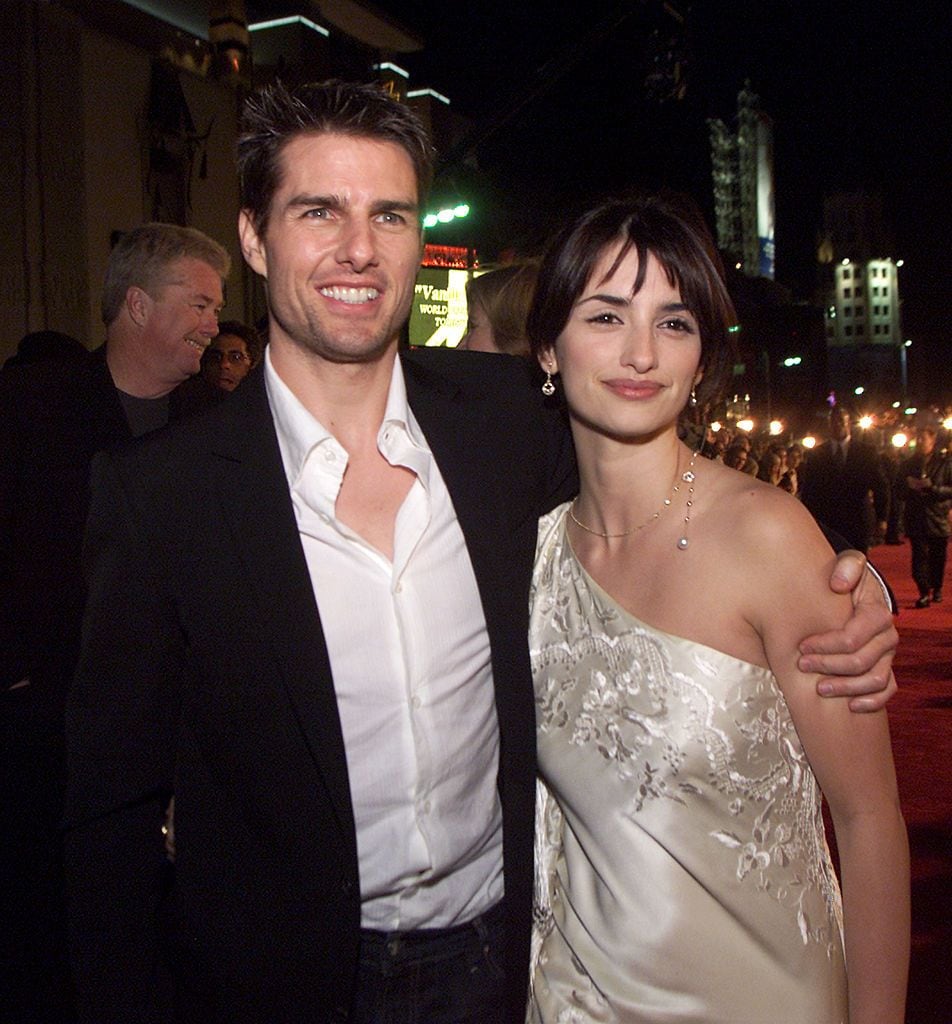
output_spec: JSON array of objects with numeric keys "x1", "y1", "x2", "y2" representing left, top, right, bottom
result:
[
  {"x1": 239, "y1": 132, "x2": 423, "y2": 366},
  {"x1": 142, "y1": 256, "x2": 223, "y2": 383}
]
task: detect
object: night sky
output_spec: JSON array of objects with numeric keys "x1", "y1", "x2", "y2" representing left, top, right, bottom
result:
[{"x1": 360, "y1": 0, "x2": 950, "y2": 380}]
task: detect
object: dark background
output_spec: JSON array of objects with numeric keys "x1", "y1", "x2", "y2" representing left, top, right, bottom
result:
[{"x1": 326, "y1": 1, "x2": 949, "y2": 387}]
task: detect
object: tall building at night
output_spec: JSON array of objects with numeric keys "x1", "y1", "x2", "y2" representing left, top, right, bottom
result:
[
  {"x1": 817, "y1": 192, "x2": 904, "y2": 402},
  {"x1": 708, "y1": 83, "x2": 775, "y2": 280}
]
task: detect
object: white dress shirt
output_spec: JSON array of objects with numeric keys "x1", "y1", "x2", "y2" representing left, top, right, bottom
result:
[{"x1": 265, "y1": 349, "x2": 504, "y2": 930}]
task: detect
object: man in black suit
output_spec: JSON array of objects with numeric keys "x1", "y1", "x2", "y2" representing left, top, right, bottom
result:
[
  {"x1": 64, "y1": 83, "x2": 897, "y2": 1024},
  {"x1": 801, "y1": 405, "x2": 890, "y2": 554},
  {"x1": 1, "y1": 223, "x2": 228, "y2": 1022}
]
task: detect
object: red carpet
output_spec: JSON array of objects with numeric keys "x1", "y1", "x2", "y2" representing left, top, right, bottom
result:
[{"x1": 868, "y1": 540, "x2": 952, "y2": 1023}]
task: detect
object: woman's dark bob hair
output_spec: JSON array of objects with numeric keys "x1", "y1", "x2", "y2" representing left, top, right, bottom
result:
[{"x1": 527, "y1": 192, "x2": 738, "y2": 411}]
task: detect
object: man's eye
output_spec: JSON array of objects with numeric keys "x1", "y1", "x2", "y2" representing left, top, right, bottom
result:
[
  {"x1": 377, "y1": 211, "x2": 407, "y2": 225},
  {"x1": 303, "y1": 208, "x2": 330, "y2": 219}
]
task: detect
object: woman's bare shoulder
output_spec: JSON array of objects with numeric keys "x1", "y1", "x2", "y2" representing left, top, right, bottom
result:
[{"x1": 699, "y1": 459, "x2": 831, "y2": 560}]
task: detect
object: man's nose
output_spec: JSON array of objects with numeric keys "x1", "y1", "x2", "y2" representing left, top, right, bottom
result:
[
  {"x1": 336, "y1": 218, "x2": 377, "y2": 272},
  {"x1": 202, "y1": 310, "x2": 220, "y2": 338}
]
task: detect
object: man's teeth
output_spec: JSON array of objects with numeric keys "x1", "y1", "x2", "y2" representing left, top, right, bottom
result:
[
  {"x1": 320, "y1": 286, "x2": 380, "y2": 304},
  {"x1": 186, "y1": 337, "x2": 206, "y2": 351}
]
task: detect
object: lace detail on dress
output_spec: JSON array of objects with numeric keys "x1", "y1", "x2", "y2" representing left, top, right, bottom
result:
[{"x1": 530, "y1": 507, "x2": 844, "y2": 960}]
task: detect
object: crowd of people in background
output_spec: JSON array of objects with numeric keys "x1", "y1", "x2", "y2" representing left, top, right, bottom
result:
[{"x1": 450, "y1": 256, "x2": 950, "y2": 602}]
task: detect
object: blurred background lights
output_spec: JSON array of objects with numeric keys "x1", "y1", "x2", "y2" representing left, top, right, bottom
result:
[
  {"x1": 710, "y1": 421, "x2": 722, "y2": 432},
  {"x1": 423, "y1": 203, "x2": 471, "y2": 229},
  {"x1": 892, "y1": 432, "x2": 908, "y2": 448},
  {"x1": 768, "y1": 420, "x2": 784, "y2": 436},
  {"x1": 802, "y1": 435, "x2": 817, "y2": 449},
  {"x1": 853, "y1": 386, "x2": 865, "y2": 396},
  {"x1": 782, "y1": 356, "x2": 802, "y2": 367},
  {"x1": 858, "y1": 415, "x2": 874, "y2": 430},
  {"x1": 736, "y1": 418, "x2": 755, "y2": 432}
]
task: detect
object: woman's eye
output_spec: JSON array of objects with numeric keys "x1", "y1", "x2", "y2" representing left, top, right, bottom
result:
[
  {"x1": 660, "y1": 317, "x2": 696, "y2": 333},
  {"x1": 586, "y1": 312, "x2": 623, "y2": 325}
]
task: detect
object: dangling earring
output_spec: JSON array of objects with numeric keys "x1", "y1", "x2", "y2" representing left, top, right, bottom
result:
[
  {"x1": 542, "y1": 368, "x2": 556, "y2": 397},
  {"x1": 689, "y1": 387, "x2": 698, "y2": 408}
]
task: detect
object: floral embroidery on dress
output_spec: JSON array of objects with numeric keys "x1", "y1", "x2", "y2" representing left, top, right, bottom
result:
[{"x1": 529, "y1": 507, "x2": 843, "y2": 958}]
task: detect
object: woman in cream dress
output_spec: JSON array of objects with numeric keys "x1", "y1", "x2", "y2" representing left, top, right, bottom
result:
[{"x1": 524, "y1": 195, "x2": 909, "y2": 1023}]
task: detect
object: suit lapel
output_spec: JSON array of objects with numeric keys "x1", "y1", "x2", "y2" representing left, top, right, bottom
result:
[
  {"x1": 205, "y1": 371, "x2": 354, "y2": 836},
  {"x1": 401, "y1": 353, "x2": 535, "y2": 730},
  {"x1": 401, "y1": 354, "x2": 505, "y2": 564}
]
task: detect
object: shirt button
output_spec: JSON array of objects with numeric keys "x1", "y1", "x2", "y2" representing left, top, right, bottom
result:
[
  {"x1": 324, "y1": 450, "x2": 336, "y2": 462},
  {"x1": 423, "y1": 800, "x2": 432, "y2": 814},
  {"x1": 411, "y1": 695, "x2": 422, "y2": 709}
]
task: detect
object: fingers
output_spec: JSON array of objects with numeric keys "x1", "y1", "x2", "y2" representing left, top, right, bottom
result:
[
  {"x1": 828, "y1": 549, "x2": 867, "y2": 593},
  {"x1": 812, "y1": 657, "x2": 897, "y2": 711},
  {"x1": 799, "y1": 603, "x2": 896, "y2": 662},
  {"x1": 847, "y1": 669, "x2": 898, "y2": 713}
]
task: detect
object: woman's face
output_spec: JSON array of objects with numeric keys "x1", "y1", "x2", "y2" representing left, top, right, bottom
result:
[
  {"x1": 204, "y1": 333, "x2": 252, "y2": 391},
  {"x1": 544, "y1": 245, "x2": 701, "y2": 445}
]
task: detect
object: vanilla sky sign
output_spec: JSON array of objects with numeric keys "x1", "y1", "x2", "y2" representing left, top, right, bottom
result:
[{"x1": 409, "y1": 268, "x2": 470, "y2": 347}]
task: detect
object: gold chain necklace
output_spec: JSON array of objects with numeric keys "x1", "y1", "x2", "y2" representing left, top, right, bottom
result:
[{"x1": 569, "y1": 448, "x2": 698, "y2": 549}]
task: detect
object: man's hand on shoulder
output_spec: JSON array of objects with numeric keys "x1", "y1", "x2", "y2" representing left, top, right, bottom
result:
[{"x1": 798, "y1": 550, "x2": 898, "y2": 712}]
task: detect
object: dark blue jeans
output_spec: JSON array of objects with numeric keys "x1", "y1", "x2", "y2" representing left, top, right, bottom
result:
[{"x1": 350, "y1": 901, "x2": 507, "y2": 1024}]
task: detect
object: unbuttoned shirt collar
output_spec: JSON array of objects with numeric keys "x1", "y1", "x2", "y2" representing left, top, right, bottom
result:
[{"x1": 265, "y1": 345, "x2": 431, "y2": 502}]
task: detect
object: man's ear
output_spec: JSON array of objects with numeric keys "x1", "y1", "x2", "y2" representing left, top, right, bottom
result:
[
  {"x1": 126, "y1": 285, "x2": 151, "y2": 327},
  {"x1": 239, "y1": 210, "x2": 267, "y2": 278}
]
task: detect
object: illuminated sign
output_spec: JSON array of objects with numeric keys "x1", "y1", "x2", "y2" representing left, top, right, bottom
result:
[
  {"x1": 409, "y1": 268, "x2": 470, "y2": 347},
  {"x1": 421, "y1": 244, "x2": 475, "y2": 269}
]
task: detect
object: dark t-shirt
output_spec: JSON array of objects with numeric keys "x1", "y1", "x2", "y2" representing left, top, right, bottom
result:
[{"x1": 118, "y1": 389, "x2": 170, "y2": 437}]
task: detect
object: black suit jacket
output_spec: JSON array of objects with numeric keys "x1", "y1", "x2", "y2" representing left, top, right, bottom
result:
[
  {"x1": 64, "y1": 349, "x2": 576, "y2": 1023},
  {"x1": 800, "y1": 438, "x2": 889, "y2": 553},
  {"x1": 0, "y1": 347, "x2": 212, "y2": 703},
  {"x1": 1, "y1": 347, "x2": 219, "y2": 1019}
]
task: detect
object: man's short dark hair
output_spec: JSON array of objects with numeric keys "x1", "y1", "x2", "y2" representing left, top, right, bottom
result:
[
  {"x1": 237, "y1": 79, "x2": 436, "y2": 236},
  {"x1": 215, "y1": 319, "x2": 264, "y2": 367}
]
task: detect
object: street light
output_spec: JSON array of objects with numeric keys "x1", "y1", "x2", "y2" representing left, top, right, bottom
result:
[{"x1": 422, "y1": 204, "x2": 471, "y2": 229}]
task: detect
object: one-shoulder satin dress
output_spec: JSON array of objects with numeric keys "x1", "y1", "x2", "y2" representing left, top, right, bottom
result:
[{"x1": 528, "y1": 506, "x2": 848, "y2": 1024}]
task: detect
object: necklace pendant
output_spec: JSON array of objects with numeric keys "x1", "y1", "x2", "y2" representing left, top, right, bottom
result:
[{"x1": 677, "y1": 536, "x2": 689, "y2": 550}]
